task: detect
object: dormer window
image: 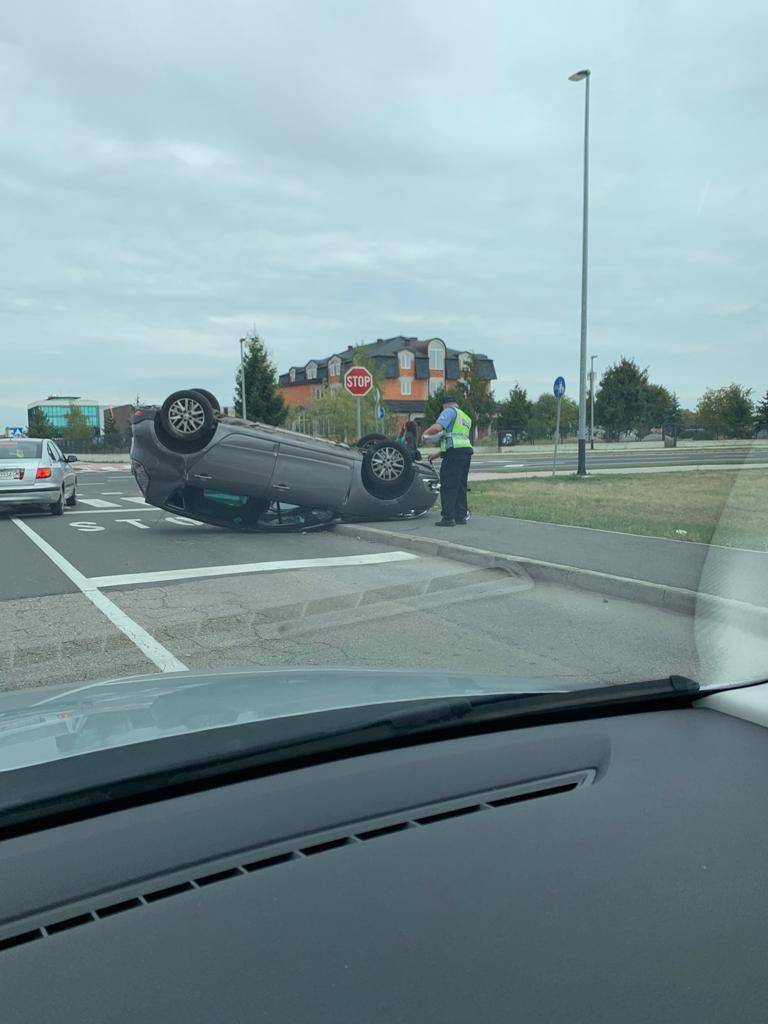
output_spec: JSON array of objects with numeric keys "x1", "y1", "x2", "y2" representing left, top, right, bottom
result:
[{"x1": 428, "y1": 340, "x2": 445, "y2": 372}]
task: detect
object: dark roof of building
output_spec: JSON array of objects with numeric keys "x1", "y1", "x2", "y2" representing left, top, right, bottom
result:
[
  {"x1": 279, "y1": 337, "x2": 496, "y2": 385},
  {"x1": 383, "y1": 399, "x2": 427, "y2": 413}
]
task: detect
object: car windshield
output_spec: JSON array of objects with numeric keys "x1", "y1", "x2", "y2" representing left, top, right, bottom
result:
[
  {"x1": 0, "y1": 441, "x2": 42, "y2": 460},
  {"x1": 0, "y1": 0, "x2": 766, "y2": 774}
]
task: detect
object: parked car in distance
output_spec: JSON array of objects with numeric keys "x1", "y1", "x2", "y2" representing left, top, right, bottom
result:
[
  {"x1": 0, "y1": 438, "x2": 78, "y2": 515},
  {"x1": 130, "y1": 389, "x2": 440, "y2": 531}
]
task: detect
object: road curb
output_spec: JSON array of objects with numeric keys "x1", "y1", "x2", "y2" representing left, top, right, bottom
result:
[{"x1": 335, "y1": 522, "x2": 768, "y2": 631}]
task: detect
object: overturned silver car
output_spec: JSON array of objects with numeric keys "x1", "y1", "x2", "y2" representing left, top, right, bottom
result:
[{"x1": 130, "y1": 389, "x2": 439, "y2": 531}]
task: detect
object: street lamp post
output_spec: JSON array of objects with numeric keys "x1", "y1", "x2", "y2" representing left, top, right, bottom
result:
[
  {"x1": 589, "y1": 353, "x2": 598, "y2": 449},
  {"x1": 569, "y1": 68, "x2": 591, "y2": 476},
  {"x1": 239, "y1": 337, "x2": 248, "y2": 421}
]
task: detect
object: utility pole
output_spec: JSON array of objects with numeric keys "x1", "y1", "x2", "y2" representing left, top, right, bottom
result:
[
  {"x1": 589, "y1": 354, "x2": 598, "y2": 449},
  {"x1": 239, "y1": 337, "x2": 248, "y2": 421},
  {"x1": 569, "y1": 69, "x2": 591, "y2": 476}
]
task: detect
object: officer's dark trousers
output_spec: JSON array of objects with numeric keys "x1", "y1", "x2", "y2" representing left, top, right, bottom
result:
[{"x1": 439, "y1": 447, "x2": 473, "y2": 522}]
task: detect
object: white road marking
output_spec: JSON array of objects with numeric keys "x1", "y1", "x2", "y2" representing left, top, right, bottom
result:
[
  {"x1": 504, "y1": 464, "x2": 525, "y2": 468},
  {"x1": 121, "y1": 496, "x2": 149, "y2": 505},
  {"x1": 12, "y1": 517, "x2": 188, "y2": 674},
  {"x1": 77, "y1": 497, "x2": 122, "y2": 509},
  {"x1": 116, "y1": 518, "x2": 151, "y2": 530},
  {"x1": 165, "y1": 515, "x2": 202, "y2": 526},
  {"x1": 69, "y1": 521, "x2": 106, "y2": 532},
  {"x1": 90, "y1": 550, "x2": 419, "y2": 589},
  {"x1": 101, "y1": 491, "x2": 125, "y2": 495},
  {"x1": 64, "y1": 507, "x2": 157, "y2": 515}
]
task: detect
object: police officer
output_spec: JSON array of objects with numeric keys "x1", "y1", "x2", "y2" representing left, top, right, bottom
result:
[{"x1": 422, "y1": 397, "x2": 473, "y2": 527}]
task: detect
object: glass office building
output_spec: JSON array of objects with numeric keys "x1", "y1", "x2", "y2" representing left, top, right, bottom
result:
[{"x1": 27, "y1": 397, "x2": 103, "y2": 436}]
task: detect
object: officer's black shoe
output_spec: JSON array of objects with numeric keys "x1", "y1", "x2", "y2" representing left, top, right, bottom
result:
[
  {"x1": 435, "y1": 519, "x2": 455, "y2": 527},
  {"x1": 456, "y1": 513, "x2": 471, "y2": 525}
]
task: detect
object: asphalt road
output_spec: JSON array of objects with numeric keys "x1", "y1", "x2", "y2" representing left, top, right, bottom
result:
[
  {"x1": 470, "y1": 445, "x2": 766, "y2": 474},
  {"x1": 0, "y1": 464, "x2": 704, "y2": 694}
]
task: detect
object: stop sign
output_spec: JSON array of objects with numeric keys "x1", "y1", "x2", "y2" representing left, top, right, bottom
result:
[{"x1": 344, "y1": 366, "x2": 373, "y2": 397}]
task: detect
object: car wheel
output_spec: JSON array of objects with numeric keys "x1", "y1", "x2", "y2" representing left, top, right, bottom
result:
[
  {"x1": 356, "y1": 433, "x2": 390, "y2": 454},
  {"x1": 187, "y1": 388, "x2": 221, "y2": 413},
  {"x1": 158, "y1": 390, "x2": 217, "y2": 449},
  {"x1": 50, "y1": 489, "x2": 64, "y2": 516},
  {"x1": 361, "y1": 439, "x2": 414, "y2": 499},
  {"x1": 65, "y1": 487, "x2": 77, "y2": 507}
]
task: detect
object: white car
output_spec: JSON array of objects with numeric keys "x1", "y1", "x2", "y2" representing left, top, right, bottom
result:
[{"x1": 0, "y1": 437, "x2": 78, "y2": 515}]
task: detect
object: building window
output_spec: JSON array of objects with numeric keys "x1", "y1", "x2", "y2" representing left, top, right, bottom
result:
[
  {"x1": 401, "y1": 378, "x2": 412, "y2": 396},
  {"x1": 328, "y1": 357, "x2": 341, "y2": 377},
  {"x1": 306, "y1": 362, "x2": 317, "y2": 380},
  {"x1": 428, "y1": 340, "x2": 445, "y2": 372},
  {"x1": 312, "y1": 385, "x2": 322, "y2": 399},
  {"x1": 289, "y1": 368, "x2": 296, "y2": 383},
  {"x1": 428, "y1": 377, "x2": 443, "y2": 397},
  {"x1": 398, "y1": 350, "x2": 412, "y2": 371}
]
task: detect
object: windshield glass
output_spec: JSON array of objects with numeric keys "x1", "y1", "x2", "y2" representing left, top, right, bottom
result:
[
  {"x1": 1, "y1": 0, "x2": 766, "y2": 770},
  {"x1": 0, "y1": 441, "x2": 42, "y2": 460}
]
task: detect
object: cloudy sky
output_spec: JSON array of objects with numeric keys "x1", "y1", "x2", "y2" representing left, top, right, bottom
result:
[{"x1": 1, "y1": 0, "x2": 765, "y2": 427}]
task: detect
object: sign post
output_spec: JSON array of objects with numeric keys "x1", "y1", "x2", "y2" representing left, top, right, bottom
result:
[
  {"x1": 344, "y1": 365, "x2": 373, "y2": 440},
  {"x1": 552, "y1": 376, "x2": 566, "y2": 477}
]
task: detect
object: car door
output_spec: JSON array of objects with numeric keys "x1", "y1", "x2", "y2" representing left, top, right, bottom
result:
[
  {"x1": 270, "y1": 437, "x2": 353, "y2": 508},
  {"x1": 48, "y1": 441, "x2": 74, "y2": 495},
  {"x1": 46, "y1": 442, "x2": 66, "y2": 494},
  {"x1": 186, "y1": 429, "x2": 278, "y2": 500}
]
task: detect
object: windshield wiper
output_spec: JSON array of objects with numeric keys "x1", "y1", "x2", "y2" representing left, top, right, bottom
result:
[{"x1": 0, "y1": 676, "x2": 699, "y2": 838}]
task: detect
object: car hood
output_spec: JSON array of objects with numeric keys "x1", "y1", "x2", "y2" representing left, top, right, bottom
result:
[{"x1": 0, "y1": 667, "x2": 576, "y2": 772}]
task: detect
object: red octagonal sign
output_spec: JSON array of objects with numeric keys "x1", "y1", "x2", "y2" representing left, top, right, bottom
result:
[{"x1": 343, "y1": 365, "x2": 373, "y2": 397}]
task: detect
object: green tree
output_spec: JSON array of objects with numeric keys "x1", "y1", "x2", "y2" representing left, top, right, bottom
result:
[
  {"x1": 27, "y1": 407, "x2": 54, "y2": 438},
  {"x1": 529, "y1": 394, "x2": 578, "y2": 440},
  {"x1": 496, "y1": 384, "x2": 532, "y2": 436},
  {"x1": 103, "y1": 409, "x2": 119, "y2": 435},
  {"x1": 640, "y1": 383, "x2": 673, "y2": 437},
  {"x1": 63, "y1": 404, "x2": 94, "y2": 440},
  {"x1": 665, "y1": 392, "x2": 682, "y2": 433},
  {"x1": 455, "y1": 355, "x2": 496, "y2": 438},
  {"x1": 234, "y1": 332, "x2": 287, "y2": 425},
  {"x1": 754, "y1": 389, "x2": 768, "y2": 434},
  {"x1": 696, "y1": 384, "x2": 754, "y2": 439},
  {"x1": 593, "y1": 358, "x2": 649, "y2": 440}
]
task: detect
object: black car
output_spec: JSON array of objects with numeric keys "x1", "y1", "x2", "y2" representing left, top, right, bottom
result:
[{"x1": 130, "y1": 389, "x2": 439, "y2": 530}]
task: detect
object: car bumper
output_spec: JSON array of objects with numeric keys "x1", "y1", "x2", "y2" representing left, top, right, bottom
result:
[{"x1": 0, "y1": 488, "x2": 60, "y2": 506}]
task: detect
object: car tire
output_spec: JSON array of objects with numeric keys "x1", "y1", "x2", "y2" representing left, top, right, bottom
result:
[
  {"x1": 187, "y1": 388, "x2": 221, "y2": 413},
  {"x1": 158, "y1": 390, "x2": 217, "y2": 449},
  {"x1": 356, "y1": 433, "x2": 390, "y2": 454},
  {"x1": 361, "y1": 439, "x2": 414, "y2": 499},
  {"x1": 50, "y1": 489, "x2": 64, "y2": 516},
  {"x1": 65, "y1": 487, "x2": 77, "y2": 507}
]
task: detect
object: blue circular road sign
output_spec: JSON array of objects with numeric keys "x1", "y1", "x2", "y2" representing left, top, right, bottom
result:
[{"x1": 553, "y1": 376, "x2": 566, "y2": 398}]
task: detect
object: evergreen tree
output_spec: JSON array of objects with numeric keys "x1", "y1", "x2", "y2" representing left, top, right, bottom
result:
[
  {"x1": 103, "y1": 409, "x2": 119, "y2": 435},
  {"x1": 27, "y1": 407, "x2": 54, "y2": 438},
  {"x1": 754, "y1": 389, "x2": 768, "y2": 434},
  {"x1": 496, "y1": 384, "x2": 532, "y2": 436},
  {"x1": 234, "y1": 333, "x2": 287, "y2": 425},
  {"x1": 593, "y1": 358, "x2": 648, "y2": 440},
  {"x1": 62, "y1": 404, "x2": 94, "y2": 440}
]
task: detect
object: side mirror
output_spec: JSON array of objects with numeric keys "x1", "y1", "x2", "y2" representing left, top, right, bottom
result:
[{"x1": 66, "y1": 454, "x2": 78, "y2": 463}]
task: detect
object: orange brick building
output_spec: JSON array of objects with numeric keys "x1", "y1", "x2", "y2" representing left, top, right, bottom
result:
[{"x1": 278, "y1": 336, "x2": 496, "y2": 422}]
